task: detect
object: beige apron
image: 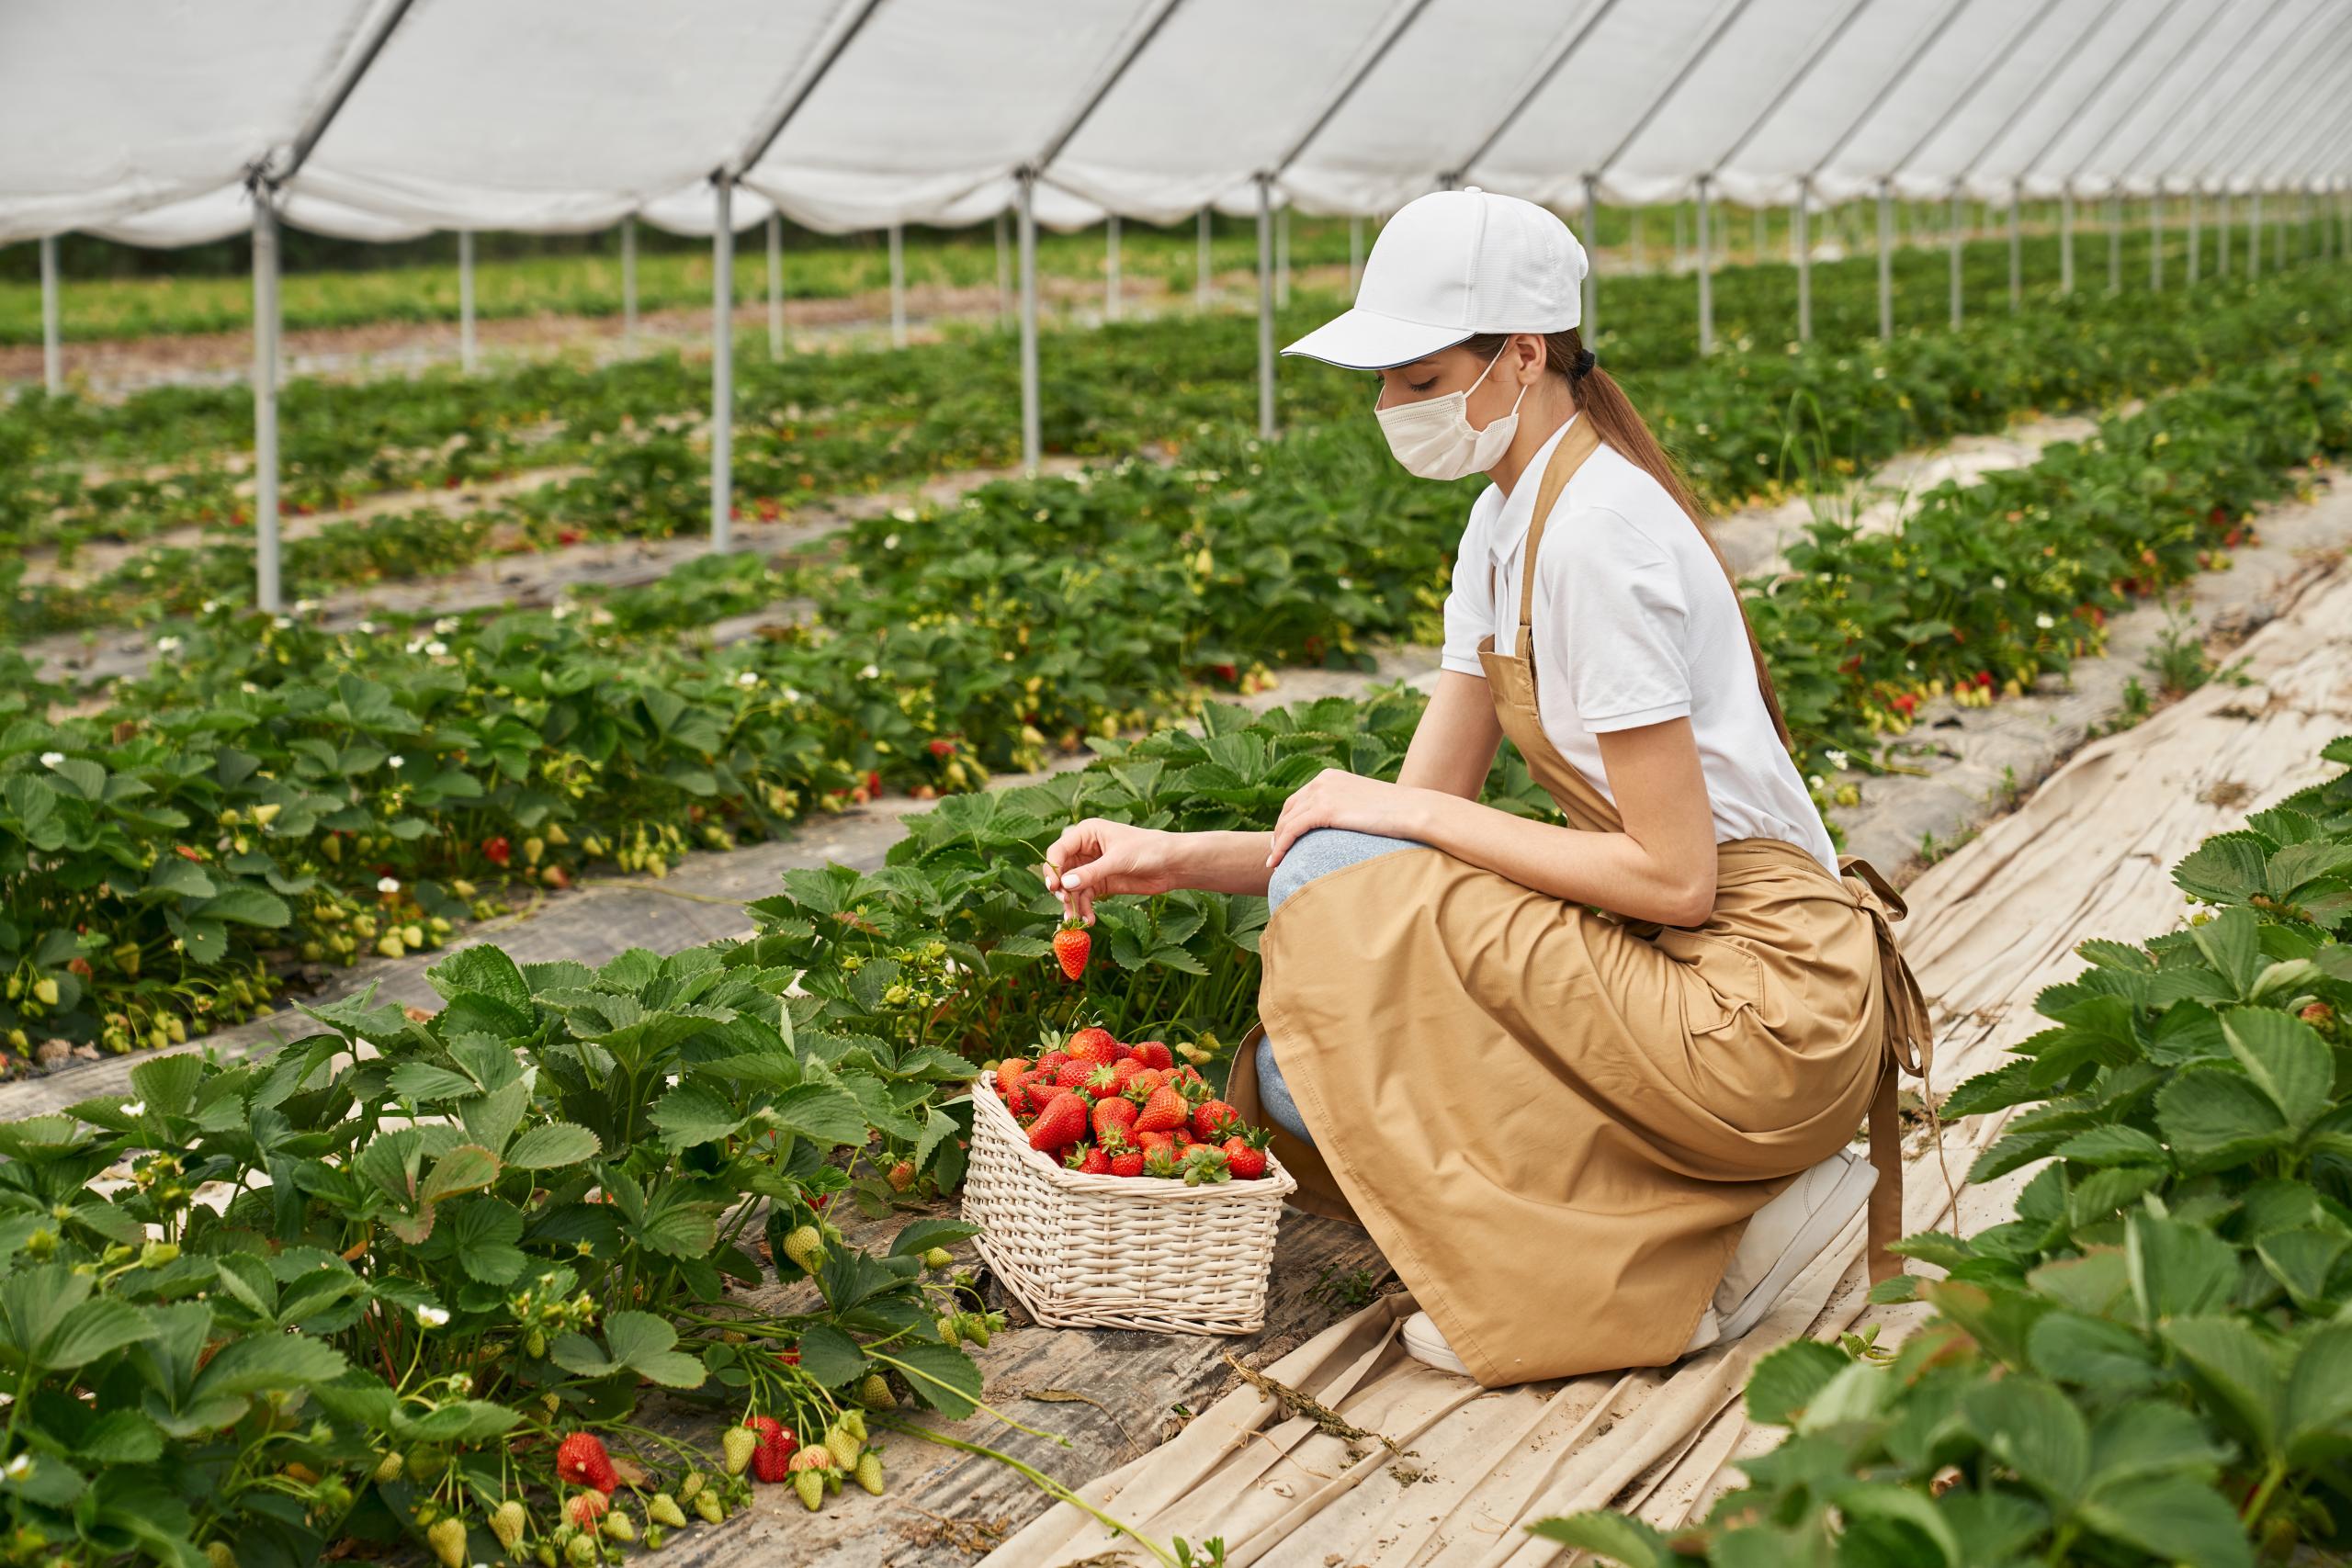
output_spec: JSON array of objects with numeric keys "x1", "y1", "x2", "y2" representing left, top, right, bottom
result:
[{"x1": 1223, "y1": 417, "x2": 1932, "y2": 1387}]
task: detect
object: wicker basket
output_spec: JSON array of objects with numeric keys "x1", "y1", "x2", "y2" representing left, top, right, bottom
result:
[{"x1": 961, "y1": 1070, "x2": 1297, "y2": 1334}]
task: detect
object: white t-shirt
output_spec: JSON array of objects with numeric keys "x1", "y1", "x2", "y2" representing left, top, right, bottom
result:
[{"x1": 1439, "y1": 414, "x2": 1841, "y2": 879}]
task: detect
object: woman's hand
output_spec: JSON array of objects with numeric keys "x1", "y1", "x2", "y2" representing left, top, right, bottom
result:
[
  {"x1": 1267, "y1": 771, "x2": 1432, "y2": 868},
  {"x1": 1042, "y1": 818, "x2": 1181, "y2": 925}
]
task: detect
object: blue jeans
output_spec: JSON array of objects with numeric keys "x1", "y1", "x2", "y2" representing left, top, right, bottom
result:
[{"x1": 1255, "y1": 828, "x2": 1425, "y2": 1147}]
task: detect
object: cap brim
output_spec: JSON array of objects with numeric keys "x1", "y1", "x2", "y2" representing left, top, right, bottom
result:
[{"x1": 1280, "y1": 309, "x2": 1471, "y2": 370}]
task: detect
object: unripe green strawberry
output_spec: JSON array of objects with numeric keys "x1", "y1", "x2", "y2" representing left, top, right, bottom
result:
[
  {"x1": 854, "y1": 1452, "x2": 884, "y2": 1495},
  {"x1": 793, "y1": 1471, "x2": 823, "y2": 1511},
  {"x1": 372, "y1": 1450, "x2": 403, "y2": 1483},
  {"x1": 693, "y1": 1491, "x2": 725, "y2": 1525},
  {"x1": 936, "y1": 1314, "x2": 960, "y2": 1346},
  {"x1": 648, "y1": 1494, "x2": 686, "y2": 1529},
  {"x1": 781, "y1": 1224, "x2": 826, "y2": 1274},
  {"x1": 825, "y1": 1425, "x2": 861, "y2": 1469},
  {"x1": 427, "y1": 1517, "x2": 469, "y2": 1568},
  {"x1": 958, "y1": 1311, "x2": 990, "y2": 1348},
  {"x1": 839, "y1": 1408, "x2": 866, "y2": 1442},
  {"x1": 602, "y1": 1511, "x2": 635, "y2": 1543},
  {"x1": 536, "y1": 1545, "x2": 559, "y2": 1568},
  {"x1": 720, "y1": 1425, "x2": 758, "y2": 1475},
  {"x1": 491, "y1": 1500, "x2": 528, "y2": 1551},
  {"x1": 856, "y1": 1372, "x2": 895, "y2": 1409},
  {"x1": 676, "y1": 1471, "x2": 705, "y2": 1503},
  {"x1": 205, "y1": 1546, "x2": 236, "y2": 1568},
  {"x1": 564, "y1": 1533, "x2": 598, "y2": 1567},
  {"x1": 922, "y1": 1246, "x2": 955, "y2": 1270}
]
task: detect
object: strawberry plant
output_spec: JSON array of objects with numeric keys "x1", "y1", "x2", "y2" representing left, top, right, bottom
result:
[{"x1": 1535, "y1": 735, "x2": 2352, "y2": 1566}]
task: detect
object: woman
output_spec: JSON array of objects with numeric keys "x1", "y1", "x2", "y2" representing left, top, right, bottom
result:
[{"x1": 1041, "y1": 189, "x2": 1929, "y2": 1388}]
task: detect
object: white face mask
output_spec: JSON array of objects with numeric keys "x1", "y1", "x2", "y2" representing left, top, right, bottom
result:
[{"x1": 1374, "y1": 345, "x2": 1526, "y2": 481}]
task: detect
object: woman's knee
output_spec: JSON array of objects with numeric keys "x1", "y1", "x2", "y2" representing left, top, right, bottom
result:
[{"x1": 1268, "y1": 827, "x2": 1421, "y2": 912}]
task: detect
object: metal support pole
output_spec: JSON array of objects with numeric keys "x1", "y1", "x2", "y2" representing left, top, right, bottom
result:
[
  {"x1": 621, "y1": 215, "x2": 638, "y2": 350},
  {"x1": 888, "y1": 223, "x2": 907, "y2": 348},
  {"x1": 1696, "y1": 175, "x2": 1714, "y2": 355},
  {"x1": 1796, "y1": 184, "x2": 1812, "y2": 341},
  {"x1": 1105, "y1": 215, "x2": 1121, "y2": 321},
  {"x1": 996, "y1": 209, "x2": 1012, "y2": 327},
  {"x1": 1752, "y1": 203, "x2": 1766, "y2": 261},
  {"x1": 2150, "y1": 187, "x2": 2163, "y2": 291},
  {"x1": 767, "y1": 211, "x2": 785, "y2": 359},
  {"x1": 2060, "y1": 187, "x2": 2075, "y2": 293},
  {"x1": 2250, "y1": 187, "x2": 2262, "y2": 277},
  {"x1": 1949, "y1": 187, "x2": 1963, "y2": 327},
  {"x1": 1876, "y1": 181, "x2": 1893, "y2": 339},
  {"x1": 1018, "y1": 174, "x2": 1041, "y2": 473},
  {"x1": 252, "y1": 197, "x2": 283, "y2": 612},
  {"x1": 1197, "y1": 208, "x2": 1213, "y2": 310},
  {"x1": 2218, "y1": 190, "x2": 2231, "y2": 276},
  {"x1": 1632, "y1": 206, "x2": 1645, "y2": 270},
  {"x1": 2106, "y1": 193, "x2": 2120, "y2": 293},
  {"x1": 2188, "y1": 187, "x2": 2201, "y2": 284},
  {"x1": 1256, "y1": 175, "x2": 1276, "y2": 439},
  {"x1": 38, "y1": 233, "x2": 61, "y2": 395},
  {"x1": 1348, "y1": 214, "x2": 1363, "y2": 294},
  {"x1": 458, "y1": 228, "x2": 477, "y2": 374},
  {"x1": 711, "y1": 175, "x2": 734, "y2": 551},
  {"x1": 2007, "y1": 188, "x2": 2022, "y2": 310},
  {"x1": 1275, "y1": 202, "x2": 1291, "y2": 308},
  {"x1": 1582, "y1": 175, "x2": 1600, "y2": 339}
]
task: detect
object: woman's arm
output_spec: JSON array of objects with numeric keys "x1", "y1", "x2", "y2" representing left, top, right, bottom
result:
[
  {"x1": 1266, "y1": 715, "x2": 1721, "y2": 928},
  {"x1": 1041, "y1": 819, "x2": 1272, "y2": 925},
  {"x1": 1396, "y1": 671, "x2": 1505, "y2": 797}
]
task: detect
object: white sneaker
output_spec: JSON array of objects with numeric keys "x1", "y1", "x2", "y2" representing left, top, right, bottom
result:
[
  {"x1": 1688, "y1": 1146, "x2": 1879, "y2": 1351},
  {"x1": 1402, "y1": 1310, "x2": 1471, "y2": 1377}
]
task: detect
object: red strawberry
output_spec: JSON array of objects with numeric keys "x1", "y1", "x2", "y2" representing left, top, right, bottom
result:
[
  {"x1": 1125, "y1": 1068, "x2": 1166, "y2": 1100},
  {"x1": 1134, "y1": 1086, "x2": 1188, "y2": 1134},
  {"x1": 1066, "y1": 1026, "x2": 1117, "y2": 1066},
  {"x1": 1028, "y1": 1092, "x2": 1089, "y2": 1154},
  {"x1": 1110, "y1": 1038, "x2": 1135, "y2": 1062},
  {"x1": 1129, "y1": 1040, "x2": 1174, "y2": 1072},
  {"x1": 997, "y1": 1056, "x2": 1032, "y2": 1103},
  {"x1": 1032, "y1": 1051, "x2": 1070, "y2": 1083},
  {"x1": 1082, "y1": 1065, "x2": 1121, "y2": 1099},
  {"x1": 568, "y1": 1491, "x2": 610, "y2": 1527},
  {"x1": 1092, "y1": 1096, "x2": 1138, "y2": 1143},
  {"x1": 1136, "y1": 1129, "x2": 1178, "y2": 1157},
  {"x1": 556, "y1": 1432, "x2": 619, "y2": 1494},
  {"x1": 750, "y1": 1416, "x2": 798, "y2": 1483},
  {"x1": 1143, "y1": 1145, "x2": 1182, "y2": 1179},
  {"x1": 1064, "y1": 1142, "x2": 1110, "y2": 1175},
  {"x1": 1055, "y1": 1057, "x2": 1098, "y2": 1090},
  {"x1": 1223, "y1": 1126, "x2": 1272, "y2": 1180},
  {"x1": 1053, "y1": 920, "x2": 1091, "y2": 981},
  {"x1": 483, "y1": 835, "x2": 512, "y2": 866},
  {"x1": 1110, "y1": 1145, "x2": 1147, "y2": 1178},
  {"x1": 1007, "y1": 1083, "x2": 1036, "y2": 1118},
  {"x1": 1110, "y1": 1058, "x2": 1143, "y2": 1090},
  {"x1": 1191, "y1": 1100, "x2": 1241, "y2": 1143}
]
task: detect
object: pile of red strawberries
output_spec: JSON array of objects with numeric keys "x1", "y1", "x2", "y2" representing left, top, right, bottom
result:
[{"x1": 996, "y1": 1026, "x2": 1272, "y2": 1184}]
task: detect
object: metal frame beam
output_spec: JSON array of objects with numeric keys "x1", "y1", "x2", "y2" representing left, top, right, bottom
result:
[
  {"x1": 270, "y1": 0, "x2": 419, "y2": 186},
  {"x1": 2057, "y1": 0, "x2": 2237, "y2": 190},
  {"x1": 2115, "y1": 0, "x2": 2328, "y2": 186},
  {"x1": 1943, "y1": 0, "x2": 2134, "y2": 189},
  {"x1": 2206, "y1": 28, "x2": 2352, "y2": 192},
  {"x1": 1580, "y1": 0, "x2": 1762, "y2": 190},
  {"x1": 39, "y1": 234, "x2": 60, "y2": 395},
  {"x1": 1708, "y1": 0, "x2": 1878, "y2": 175},
  {"x1": 736, "y1": 0, "x2": 888, "y2": 175},
  {"x1": 1816, "y1": 0, "x2": 1992, "y2": 181},
  {"x1": 1443, "y1": 0, "x2": 1624, "y2": 186},
  {"x1": 2007, "y1": 0, "x2": 2193, "y2": 192},
  {"x1": 1269, "y1": 0, "x2": 1434, "y2": 178},
  {"x1": 2179, "y1": 9, "x2": 2352, "y2": 191}
]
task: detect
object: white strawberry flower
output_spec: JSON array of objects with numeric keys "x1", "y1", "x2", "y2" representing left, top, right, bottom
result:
[
  {"x1": 155, "y1": 636, "x2": 182, "y2": 654},
  {"x1": 435, "y1": 616, "x2": 460, "y2": 634},
  {"x1": 40, "y1": 751, "x2": 63, "y2": 768},
  {"x1": 859, "y1": 663, "x2": 880, "y2": 680},
  {"x1": 200, "y1": 599, "x2": 220, "y2": 614},
  {"x1": 425, "y1": 640, "x2": 447, "y2": 657},
  {"x1": 356, "y1": 619, "x2": 377, "y2": 635},
  {"x1": 883, "y1": 534, "x2": 900, "y2": 550},
  {"x1": 2034, "y1": 613, "x2": 2055, "y2": 630},
  {"x1": 736, "y1": 671, "x2": 759, "y2": 688},
  {"x1": 119, "y1": 1100, "x2": 146, "y2": 1118},
  {"x1": 386, "y1": 755, "x2": 405, "y2": 771},
  {"x1": 4, "y1": 1454, "x2": 28, "y2": 1479},
  {"x1": 414, "y1": 1304, "x2": 450, "y2": 1328},
  {"x1": 1990, "y1": 575, "x2": 2007, "y2": 591},
  {"x1": 785, "y1": 688, "x2": 805, "y2": 704},
  {"x1": 294, "y1": 599, "x2": 316, "y2": 615},
  {"x1": 1826, "y1": 749, "x2": 1849, "y2": 771},
  {"x1": 377, "y1": 876, "x2": 401, "y2": 895},
  {"x1": 1807, "y1": 774, "x2": 1826, "y2": 791},
  {"x1": 273, "y1": 616, "x2": 293, "y2": 630}
]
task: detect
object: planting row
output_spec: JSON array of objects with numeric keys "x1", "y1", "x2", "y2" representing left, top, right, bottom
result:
[
  {"x1": 13, "y1": 241, "x2": 2345, "y2": 645},
  {"x1": 7, "y1": 304, "x2": 2346, "y2": 1074},
  {"x1": 2, "y1": 227, "x2": 2281, "y2": 599},
  {"x1": 1539, "y1": 729, "x2": 2352, "y2": 1567}
]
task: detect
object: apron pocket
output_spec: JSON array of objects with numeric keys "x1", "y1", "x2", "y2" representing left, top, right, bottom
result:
[{"x1": 1653, "y1": 928, "x2": 1770, "y2": 1038}]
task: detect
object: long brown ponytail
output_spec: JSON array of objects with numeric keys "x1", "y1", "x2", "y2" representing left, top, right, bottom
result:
[{"x1": 1459, "y1": 328, "x2": 1796, "y2": 754}]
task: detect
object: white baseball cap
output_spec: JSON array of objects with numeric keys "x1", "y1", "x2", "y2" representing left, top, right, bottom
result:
[{"x1": 1283, "y1": 187, "x2": 1588, "y2": 371}]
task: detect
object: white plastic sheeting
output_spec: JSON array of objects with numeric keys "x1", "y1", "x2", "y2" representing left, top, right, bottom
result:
[{"x1": 5, "y1": 0, "x2": 2346, "y2": 249}]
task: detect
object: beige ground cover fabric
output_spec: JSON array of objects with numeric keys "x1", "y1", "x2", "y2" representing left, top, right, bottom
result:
[{"x1": 981, "y1": 564, "x2": 2352, "y2": 1567}]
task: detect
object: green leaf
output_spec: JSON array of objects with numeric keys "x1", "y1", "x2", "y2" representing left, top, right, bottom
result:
[
  {"x1": 650, "y1": 1081, "x2": 746, "y2": 1150},
  {"x1": 1743, "y1": 1338, "x2": 1848, "y2": 1427},
  {"x1": 2127, "y1": 1211, "x2": 2240, "y2": 1325},
  {"x1": 196, "y1": 885, "x2": 291, "y2": 928},
  {"x1": 386, "y1": 1063, "x2": 480, "y2": 1102},
  {"x1": 1962, "y1": 1375, "x2": 2088, "y2": 1502},
  {"x1": 763, "y1": 1082, "x2": 871, "y2": 1146},
  {"x1": 2075, "y1": 1475, "x2": 2254, "y2": 1568},
  {"x1": 427, "y1": 944, "x2": 533, "y2": 1010},
  {"x1": 126, "y1": 1055, "x2": 205, "y2": 1121},
  {"x1": 505, "y1": 1123, "x2": 602, "y2": 1169},
  {"x1": 1826, "y1": 1483, "x2": 1961, "y2": 1566},
  {"x1": 2162, "y1": 1316, "x2": 2282, "y2": 1459},
  {"x1": 1524, "y1": 1512, "x2": 1669, "y2": 1566},
  {"x1": 2086, "y1": 1400, "x2": 2233, "y2": 1485},
  {"x1": 2282, "y1": 1323, "x2": 2352, "y2": 1462},
  {"x1": 2154, "y1": 1069, "x2": 2286, "y2": 1172},
  {"x1": 420, "y1": 1144, "x2": 500, "y2": 1205},
  {"x1": 886, "y1": 1340, "x2": 984, "y2": 1419},
  {"x1": 604, "y1": 1310, "x2": 707, "y2": 1389},
  {"x1": 794, "y1": 1324, "x2": 867, "y2": 1389},
  {"x1": 889, "y1": 1217, "x2": 980, "y2": 1258},
  {"x1": 2025, "y1": 1310, "x2": 2160, "y2": 1393},
  {"x1": 2256, "y1": 1229, "x2": 2347, "y2": 1313},
  {"x1": 39, "y1": 1298, "x2": 154, "y2": 1371},
  {"x1": 2222, "y1": 1007, "x2": 2333, "y2": 1136}
]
